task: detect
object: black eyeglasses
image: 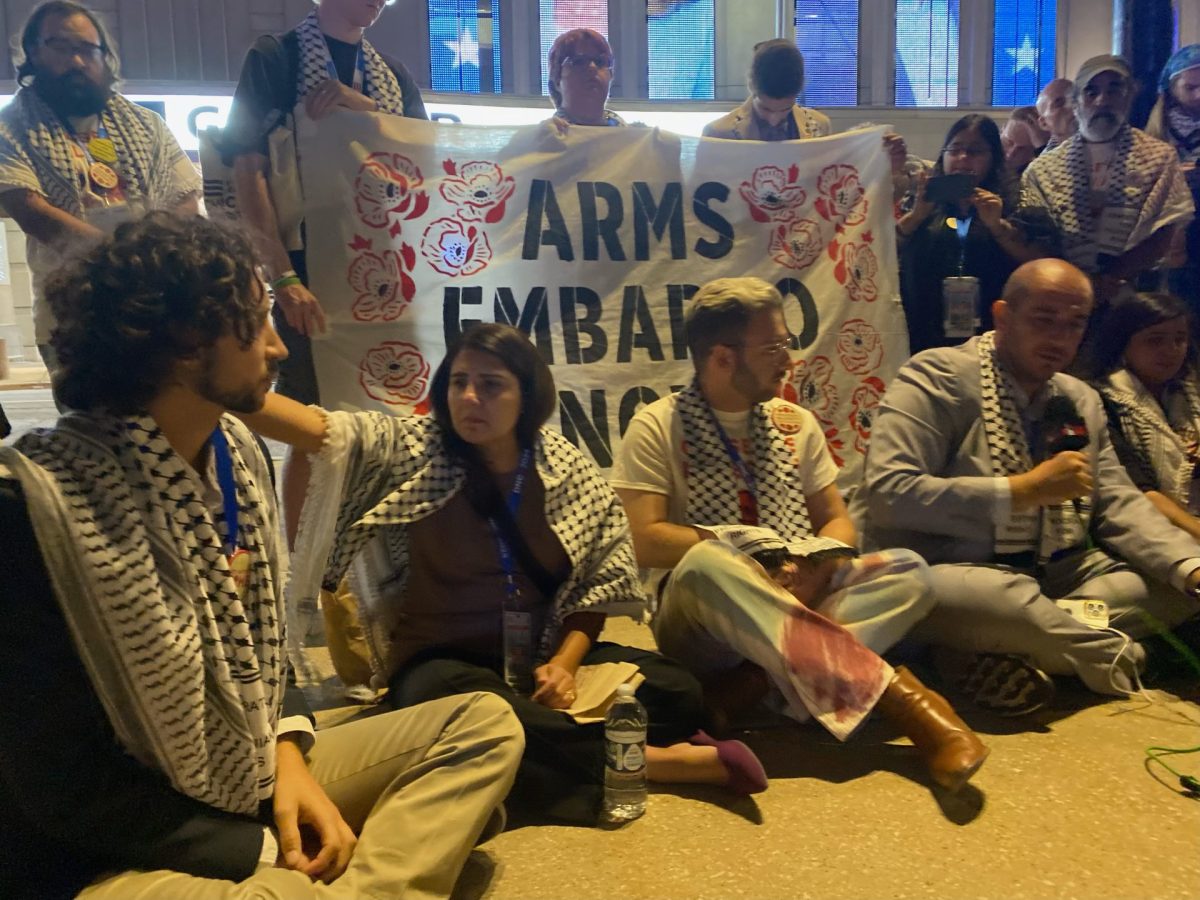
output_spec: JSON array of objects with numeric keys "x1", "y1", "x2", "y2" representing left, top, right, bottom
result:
[{"x1": 40, "y1": 38, "x2": 104, "y2": 61}]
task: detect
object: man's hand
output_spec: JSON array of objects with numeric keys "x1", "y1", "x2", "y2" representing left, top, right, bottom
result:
[
  {"x1": 532, "y1": 662, "x2": 577, "y2": 709},
  {"x1": 274, "y1": 282, "x2": 327, "y2": 336},
  {"x1": 1009, "y1": 451, "x2": 1093, "y2": 511},
  {"x1": 274, "y1": 740, "x2": 357, "y2": 883},
  {"x1": 304, "y1": 78, "x2": 378, "y2": 120}
]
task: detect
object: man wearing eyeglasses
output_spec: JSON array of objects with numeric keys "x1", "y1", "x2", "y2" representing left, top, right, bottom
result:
[
  {"x1": 1022, "y1": 55, "x2": 1193, "y2": 302},
  {"x1": 0, "y1": 1, "x2": 201, "y2": 384},
  {"x1": 610, "y1": 279, "x2": 971, "y2": 771}
]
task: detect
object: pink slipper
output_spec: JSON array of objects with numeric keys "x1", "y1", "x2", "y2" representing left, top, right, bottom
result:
[{"x1": 690, "y1": 729, "x2": 769, "y2": 795}]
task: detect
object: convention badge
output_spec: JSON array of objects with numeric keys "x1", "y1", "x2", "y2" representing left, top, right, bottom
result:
[
  {"x1": 770, "y1": 404, "x2": 804, "y2": 435},
  {"x1": 87, "y1": 136, "x2": 117, "y2": 164},
  {"x1": 88, "y1": 162, "x2": 119, "y2": 191},
  {"x1": 227, "y1": 547, "x2": 252, "y2": 600},
  {"x1": 942, "y1": 276, "x2": 980, "y2": 338}
]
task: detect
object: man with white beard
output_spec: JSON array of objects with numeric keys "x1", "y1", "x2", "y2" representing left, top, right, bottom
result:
[{"x1": 1021, "y1": 55, "x2": 1193, "y2": 301}]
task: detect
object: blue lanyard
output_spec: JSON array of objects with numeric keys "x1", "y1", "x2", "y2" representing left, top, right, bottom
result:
[
  {"x1": 326, "y1": 45, "x2": 366, "y2": 93},
  {"x1": 210, "y1": 427, "x2": 239, "y2": 556},
  {"x1": 488, "y1": 448, "x2": 533, "y2": 605},
  {"x1": 707, "y1": 404, "x2": 759, "y2": 524},
  {"x1": 955, "y1": 215, "x2": 973, "y2": 275}
]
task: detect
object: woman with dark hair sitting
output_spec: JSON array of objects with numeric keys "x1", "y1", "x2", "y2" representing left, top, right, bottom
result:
[
  {"x1": 897, "y1": 113, "x2": 1059, "y2": 353},
  {"x1": 1091, "y1": 292, "x2": 1200, "y2": 540},
  {"x1": 244, "y1": 323, "x2": 766, "y2": 825}
]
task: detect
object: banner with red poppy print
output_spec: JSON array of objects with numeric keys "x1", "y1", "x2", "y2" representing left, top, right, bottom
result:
[{"x1": 297, "y1": 114, "x2": 909, "y2": 487}]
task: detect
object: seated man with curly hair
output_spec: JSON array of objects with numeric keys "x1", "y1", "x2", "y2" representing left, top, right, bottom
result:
[{"x1": 0, "y1": 212, "x2": 523, "y2": 899}]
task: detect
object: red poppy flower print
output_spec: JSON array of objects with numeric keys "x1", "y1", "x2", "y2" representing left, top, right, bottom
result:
[
  {"x1": 834, "y1": 235, "x2": 879, "y2": 302},
  {"x1": 739, "y1": 164, "x2": 807, "y2": 224},
  {"x1": 359, "y1": 341, "x2": 431, "y2": 408},
  {"x1": 421, "y1": 218, "x2": 492, "y2": 277},
  {"x1": 348, "y1": 246, "x2": 416, "y2": 322},
  {"x1": 824, "y1": 424, "x2": 846, "y2": 468},
  {"x1": 769, "y1": 219, "x2": 823, "y2": 271},
  {"x1": 837, "y1": 319, "x2": 884, "y2": 375},
  {"x1": 815, "y1": 164, "x2": 868, "y2": 230},
  {"x1": 849, "y1": 376, "x2": 886, "y2": 454},
  {"x1": 781, "y1": 356, "x2": 838, "y2": 426},
  {"x1": 440, "y1": 160, "x2": 516, "y2": 224},
  {"x1": 354, "y1": 153, "x2": 430, "y2": 236}
]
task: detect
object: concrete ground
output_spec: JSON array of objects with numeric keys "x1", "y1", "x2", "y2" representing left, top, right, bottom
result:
[
  {"x1": 6, "y1": 379, "x2": 1199, "y2": 900},
  {"x1": 347, "y1": 617, "x2": 1200, "y2": 900}
]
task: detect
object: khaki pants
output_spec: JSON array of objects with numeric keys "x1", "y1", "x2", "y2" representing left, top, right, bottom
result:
[{"x1": 79, "y1": 693, "x2": 523, "y2": 900}]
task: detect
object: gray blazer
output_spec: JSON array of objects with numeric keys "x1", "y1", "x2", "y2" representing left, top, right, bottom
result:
[{"x1": 853, "y1": 337, "x2": 1200, "y2": 581}]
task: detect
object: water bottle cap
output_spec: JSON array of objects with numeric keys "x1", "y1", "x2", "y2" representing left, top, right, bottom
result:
[{"x1": 616, "y1": 683, "x2": 635, "y2": 698}]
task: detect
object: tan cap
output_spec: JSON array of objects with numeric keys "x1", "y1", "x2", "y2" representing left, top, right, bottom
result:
[{"x1": 1074, "y1": 54, "x2": 1133, "y2": 90}]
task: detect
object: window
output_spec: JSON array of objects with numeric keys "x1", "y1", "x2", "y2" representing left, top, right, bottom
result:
[
  {"x1": 991, "y1": 0, "x2": 1056, "y2": 106},
  {"x1": 895, "y1": 0, "x2": 959, "y2": 107},
  {"x1": 648, "y1": 0, "x2": 715, "y2": 100},
  {"x1": 539, "y1": 0, "x2": 609, "y2": 96},
  {"x1": 429, "y1": 0, "x2": 502, "y2": 94},
  {"x1": 794, "y1": 0, "x2": 859, "y2": 106}
]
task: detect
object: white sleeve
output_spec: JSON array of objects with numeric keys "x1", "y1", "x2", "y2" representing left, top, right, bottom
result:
[{"x1": 609, "y1": 407, "x2": 674, "y2": 496}]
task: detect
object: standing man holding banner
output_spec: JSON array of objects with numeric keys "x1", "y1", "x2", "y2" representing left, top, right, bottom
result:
[
  {"x1": 611, "y1": 277, "x2": 990, "y2": 794},
  {"x1": 0, "y1": 1, "x2": 201, "y2": 383},
  {"x1": 224, "y1": 0, "x2": 426, "y2": 409}
]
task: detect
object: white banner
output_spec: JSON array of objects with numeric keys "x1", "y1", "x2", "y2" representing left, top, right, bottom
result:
[{"x1": 299, "y1": 114, "x2": 909, "y2": 486}]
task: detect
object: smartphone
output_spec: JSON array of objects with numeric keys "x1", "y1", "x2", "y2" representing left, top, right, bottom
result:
[{"x1": 924, "y1": 173, "x2": 976, "y2": 204}]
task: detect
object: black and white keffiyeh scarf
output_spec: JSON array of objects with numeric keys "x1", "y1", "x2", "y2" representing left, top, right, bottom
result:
[
  {"x1": 288, "y1": 411, "x2": 645, "y2": 682},
  {"x1": 977, "y1": 331, "x2": 1090, "y2": 561},
  {"x1": 1099, "y1": 368, "x2": 1200, "y2": 509},
  {"x1": 1166, "y1": 105, "x2": 1200, "y2": 165},
  {"x1": 0, "y1": 87, "x2": 175, "y2": 216},
  {"x1": 1023, "y1": 126, "x2": 1189, "y2": 272},
  {"x1": 294, "y1": 11, "x2": 406, "y2": 114},
  {"x1": 1, "y1": 413, "x2": 286, "y2": 815},
  {"x1": 676, "y1": 380, "x2": 813, "y2": 541}
]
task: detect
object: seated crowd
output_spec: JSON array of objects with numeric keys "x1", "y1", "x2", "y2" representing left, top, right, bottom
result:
[{"x1": 0, "y1": 1, "x2": 1198, "y2": 897}]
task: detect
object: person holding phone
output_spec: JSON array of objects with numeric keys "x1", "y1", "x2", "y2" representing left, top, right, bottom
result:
[{"x1": 897, "y1": 114, "x2": 1059, "y2": 354}]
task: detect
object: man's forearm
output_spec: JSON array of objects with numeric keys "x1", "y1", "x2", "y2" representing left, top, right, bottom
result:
[
  {"x1": 1109, "y1": 226, "x2": 1176, "y2": 281},
  {"x1": 0, "y1": 189, "x2": 102, "y2": 247},
  {"x1": 232, "y1": 155, "x2": 295, "y2": 277},
  {"x1": 631, "y1": 521, "x2": 713, "y2": 570}
]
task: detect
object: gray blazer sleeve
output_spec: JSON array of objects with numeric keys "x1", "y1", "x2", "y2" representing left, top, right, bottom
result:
[{"x1": 862, "y1": 348, "x2": 1001, "y2": 536}]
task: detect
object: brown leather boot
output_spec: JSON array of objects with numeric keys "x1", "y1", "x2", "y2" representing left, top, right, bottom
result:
[{"x1": 876, "y1": 666, "x2": 990, "y2": 792}]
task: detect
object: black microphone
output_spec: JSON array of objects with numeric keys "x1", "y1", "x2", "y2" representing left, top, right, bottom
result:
[
  {"x1": 1042, "y1": 395, "x2": 1089, "y2": 516},
  {"x1": 1043, "y1": 395, "x2": 1089, "y2": 455}
]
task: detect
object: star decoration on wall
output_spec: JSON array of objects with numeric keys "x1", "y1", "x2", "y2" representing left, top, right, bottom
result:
[
  {"x1": 444, "y1": 28, "x2": 480, "y2": 70},
  {"x1": 1006, "y1": 36, "x2": 1038, "y2": 75}
]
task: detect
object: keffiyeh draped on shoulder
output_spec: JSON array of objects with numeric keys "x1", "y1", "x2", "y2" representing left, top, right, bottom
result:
[
  {"x1": 294, "y1": 11, "x2": 407, "y2": 114},
  {"x1": 0, "y1": 413, "x2": 285, "y2": 815},
  {"x1": 977, "y1": 331, "x2": 1090, "y2": 562},
  {"x1": 676, "y1": 380, "x2": 814, "y2": 541},
  {"x1": 288, "y1": 411, "x2": 646, "y2": 682}
]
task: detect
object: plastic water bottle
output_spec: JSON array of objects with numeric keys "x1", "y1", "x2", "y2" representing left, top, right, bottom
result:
[{"x1": 603, "y1": 683, "x2": 648, "y2": 821}]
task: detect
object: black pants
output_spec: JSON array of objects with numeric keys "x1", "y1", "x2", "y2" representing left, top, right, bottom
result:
[
  {"x1": 271, "y1": 251, "x2": 320, "y2": 406},
  {"x1": 388, "y1": 642, "x2": 706, "y2": 825}
]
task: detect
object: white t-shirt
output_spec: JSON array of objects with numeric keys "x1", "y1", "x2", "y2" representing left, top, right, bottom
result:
[{"x1": 611, "y1": 393, "x2": 838, "y2": 531}]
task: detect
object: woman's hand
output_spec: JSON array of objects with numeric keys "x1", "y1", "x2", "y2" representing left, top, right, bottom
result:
[
  {"x1": 899, "y1": 171, "x2": 935, "y2": 236},
  {"x1": 971, "y1": 188, "x2": 1005, "y2": 230},
  {"x1": 532, "y1": 662, "x2": 578, "y2": 709},
  {"x1": 273, "y1": 739, "x2": 357, "y2": 883}
]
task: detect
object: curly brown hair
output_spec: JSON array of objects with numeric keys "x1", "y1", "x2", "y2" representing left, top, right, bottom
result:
[{"x1": 48, "y1": 212, "x2": 263, "y2": 413}]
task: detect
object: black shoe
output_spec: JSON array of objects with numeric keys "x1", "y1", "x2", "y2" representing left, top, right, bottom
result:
[{"x1": 959, "y1": 653, "x2": 1056, "y2": 717}]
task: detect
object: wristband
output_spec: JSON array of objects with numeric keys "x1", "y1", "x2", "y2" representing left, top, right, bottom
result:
[{"x1": 271, "y1": 271, "x2": 303, "y2": 291}]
